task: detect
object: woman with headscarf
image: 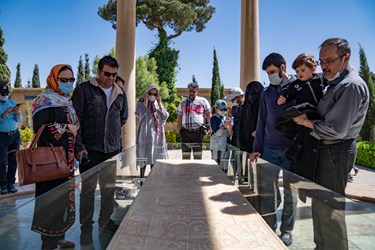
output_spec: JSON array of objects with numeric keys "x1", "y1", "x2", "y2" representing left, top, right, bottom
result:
[
  {"x1": 31, "y1": 64, "x2": 79, "y2": 249},
  {"x1": 136, "y1": 85, "x2": 169, "y2": 179}
]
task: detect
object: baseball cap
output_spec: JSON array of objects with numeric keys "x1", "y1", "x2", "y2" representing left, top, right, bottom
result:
[
  {"x1": 0, "y1": 83, "x2": 10, "y2": 96},
  {"x1": 224, "y1": 87, "x2": 244, "y2": 101},
  {"x1": 214, "y1": 99, "x2": 228, "y2": 111}
]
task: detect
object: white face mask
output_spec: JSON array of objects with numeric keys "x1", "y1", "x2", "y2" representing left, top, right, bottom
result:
[
  {"x1": 268, "y1": 72, "x2": 283, "y2": 86},
  {"x1": 148, "y1": 95, "x2": 156, "y2": 102},
  {"x1": 231, "y1": 100, "x2": 239, "y2": 107},
  {"x1": 0, "y1": 95, "x2": 9, "y2": 102},
  {"x1": 326, "y1": 57, "x2": 345, "y2": 82},
  {"x1": 218, "y1": 110, "x2": 226, "y2": 116}
]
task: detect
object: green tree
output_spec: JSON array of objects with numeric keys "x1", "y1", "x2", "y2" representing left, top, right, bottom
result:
[
  {"x1": 14, "y1": 63, "x2": 22, "y2": 88},
  {"x1": 31, "y1": 64, "x2": 40, "y2": 88},
  {"x1": 359, "y1": 44, "x2": 375, "y2": 142},
  {"x1": 98, "y1": 0, "x2": 215, "y2": 119},
  {"x1": 25, "y1": 78, "x2": 31, "y2": 88},
  {"x1": 136, "y1": 55, "x2": 168, "y2": 100},
  {"x1": 220, "y1": 82, "x2": 224, "y2": 99},
  {"x1": 149, "y1": 39, "x2": 179, "y2": 103},
  {"x1": 192, "y1": 74, "x2": 197, "y2": 83},
  {"x1": 25, "y1": 102, "x2": 31, "y2": 128},
  {"x1": 76, "y1": 56, "x2": 85, "y2": 85},
  {"x1": 0, "y1": 27, "x2": 11, "y2": 85},
  {"x1": 92, "y1": 55, "x2": 100, "y2": 77},
  {"x1": 210, "y1": 48, "x2": 221, "y2": 107},
  {"x1": 84, "y1": 54, "x2": 91, "y2": 80}
]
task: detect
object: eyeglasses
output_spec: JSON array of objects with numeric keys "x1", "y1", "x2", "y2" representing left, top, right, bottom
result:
[
  {"x1": 102, "y1": 71, "x2": 118, "y2": 78},
  {"x1": 148, "y1": 93, "x2": 157, "y2": 96},
  {"x1": 58, "y1": 78, "x2": 75, "y2": 83},
  {"x1": 318, "y1": 56, "x2": 343, "y2": 66}
]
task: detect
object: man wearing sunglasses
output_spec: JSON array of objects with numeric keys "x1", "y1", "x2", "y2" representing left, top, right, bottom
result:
[
  {"x1": 293, "y1": 38, "x2": 370, "y2": 249},
  {"x1": 0, "y1": 83, "x2": 22, "y2": 195},
  {"x1": 72, "y1": 55, "x2": 128, "y2": 244}
]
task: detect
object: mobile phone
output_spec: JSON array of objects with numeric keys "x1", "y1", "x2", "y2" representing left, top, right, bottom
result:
[{"x1": 16, "y1": 103, "x2": 21, "y2": 107}]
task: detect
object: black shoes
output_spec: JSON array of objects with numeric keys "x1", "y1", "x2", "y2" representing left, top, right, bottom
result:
[
  {"x1": 8, "y1": 183, "x2": 18, "y2": 193},
  {"x1": 0, "y1": 185, "x2": 9, "y2": 195},
  {"x1": 57, "y1": 239, "x2": 75, "y2": 248},
  {"x1": 99, "y1": 219, "x2": 119, "y2": 233},
  {"x1": 280, "y1": 232, "x2": 293, "y2": 246},
  {"x1": 0, "y1": 184, "x2": 18, "y2": 195}
]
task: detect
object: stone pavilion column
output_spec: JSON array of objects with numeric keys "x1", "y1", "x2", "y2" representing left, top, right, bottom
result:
[
  {"x1": 116, "y1": 0, "x2": 137, "y2": 176},
  {"x1": 240, "y1": 0, "x2": 260, "y2": 90},
  {"x1": 116, "y1": 0, "x2": 136, "y2": 149}
]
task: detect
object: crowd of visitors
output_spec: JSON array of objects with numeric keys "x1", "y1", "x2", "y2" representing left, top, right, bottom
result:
[{"x1": 1, "y1": 37, "x2": 370, "y2": 249}]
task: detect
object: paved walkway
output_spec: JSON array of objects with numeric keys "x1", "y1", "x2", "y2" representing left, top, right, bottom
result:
[{"x1": 1, "y1": 150, "x2": 374, "y2": 204}]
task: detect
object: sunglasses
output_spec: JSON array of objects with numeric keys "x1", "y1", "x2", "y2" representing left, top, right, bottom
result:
[
  {"x1": 102, "y1": 71, "x2": 118, "y2": 78},
  {"x1": 58, "y1": 78, "x2": 75, "y2": 83},
  {"x1": 1, "y1": 93, "x2": 9, "y2": 96},
  {"x1": 219, "y1": 108, "x2": 228, "y2": 111},
  {"x1": 148, "y1": 93, "x2": 157, "y2": 96}
]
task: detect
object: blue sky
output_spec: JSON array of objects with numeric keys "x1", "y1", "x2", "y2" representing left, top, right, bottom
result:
[{"x1": 1, "y1": 0, "x2": 375, "y2": 89}]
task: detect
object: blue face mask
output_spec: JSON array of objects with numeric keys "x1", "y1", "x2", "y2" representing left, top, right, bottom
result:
[{"x1": 58, "y1": 82, "x2": 73, "y2": 96}]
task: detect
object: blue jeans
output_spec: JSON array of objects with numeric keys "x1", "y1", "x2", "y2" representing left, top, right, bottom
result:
[
  {"x1": 0, "y1": 130, "x2": 20, "y2": 185},
  {"x1": 259, "y1": 147, "x2": 297, "y2": 233}
]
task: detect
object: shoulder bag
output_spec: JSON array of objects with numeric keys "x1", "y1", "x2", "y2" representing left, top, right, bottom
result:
[{"x1": 17, "y1": 124, "x2": 70, "y2": 186}]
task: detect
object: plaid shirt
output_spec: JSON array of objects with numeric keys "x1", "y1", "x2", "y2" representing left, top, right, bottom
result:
[{"x1": 177, "y1": 96, "x2": 211, "y2": 130}]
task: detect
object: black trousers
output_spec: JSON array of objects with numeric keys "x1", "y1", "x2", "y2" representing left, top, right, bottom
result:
[
  {"x1": 180, "y1": 127, "x2": 203, "y2": 159},
  {"x1": 312, "y1": 139, "x2": 356, "y2": 250}
]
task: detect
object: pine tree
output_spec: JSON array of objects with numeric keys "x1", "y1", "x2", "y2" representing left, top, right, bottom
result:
[
  {"x1": 92, "y1": 55, "x2": 100, "y2": 77},
  {"x1": 359, "y1": 44, "x2": 375, "y2": 142},
  {"x1": 220, "y1": 82, "x2": 224, "y2": 99},
  {"x1": 14, "y1": 63, "x2": 22, "y2": 88},
  {"x1": 0, "y1": 27, "x2": 11, "y2": 86},
  {"x1": 192, "y1": 75, "x2": 197, "y2": 83},
  {"x1": 31, "y1": 64, "x2": 40, "y2": 88},
  {"x1": 76, "y1": 56, "x2": 85, "y2": 85},
  {"x1": 25, "y1": 102, "x2": 31, "y2": 128},
  {"x1": 84, "y1": 54, "x2": 91, "y2": 80},
  {"x1": 210, "y1": 48, "x2": 221, "y2": 107},
  {"x1": 25, "y1": 79, "x2": 31, "y2": 88}
]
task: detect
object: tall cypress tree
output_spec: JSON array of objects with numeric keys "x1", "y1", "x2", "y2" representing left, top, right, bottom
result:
[
  {"x1": 0, "y1": 27, "x2": 11, "y2": 86},
  {"x1": 359, "y1": 44, "x2": 375, "y2": 142},
  {"x1": 31, "y1": 64, "x2": 40, "y2": 88},
  {"x1": 84, "y1": 54, "x2": 91, "y2": 80},
  {"x1": 14, "y1": 63, "x2": 22, "y2": 88},
  {"x1": 76, "y1": 56, "x2": 85, "y2": 84},
  {"x1": 210, "y1": 48, "x2": 221, "y2": 107}
]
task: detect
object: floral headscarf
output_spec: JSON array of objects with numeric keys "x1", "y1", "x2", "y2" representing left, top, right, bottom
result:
[{"x1": 32, "y1": 64, "x2": 78, "y2": 125}]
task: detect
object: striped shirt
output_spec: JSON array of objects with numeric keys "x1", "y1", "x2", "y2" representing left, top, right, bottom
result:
[{"x1": 177, "y1": 96, "x2": 211, "y2": 130}]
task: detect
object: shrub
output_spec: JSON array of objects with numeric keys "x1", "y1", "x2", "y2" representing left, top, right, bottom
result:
[
  {"x1": 202, "y1": 134, "x2": 211, "y2": 143},
  {"x1": 356, "y1": 141, "x2": 375, "y2": 169},
  {"x1": 165, "y1": 131, "x2": 176, "y2": 143},
  {"x1": 20, "y1": 127, "x2": 34, "y2": 144}
]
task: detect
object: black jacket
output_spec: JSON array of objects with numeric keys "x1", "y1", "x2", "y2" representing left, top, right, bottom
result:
[
  {"x1": 238, "y1": 81, "x2": 264, "y2": 152},
  {"x1": 72, "y1": 78, "x2": 128, "y2": 154}
]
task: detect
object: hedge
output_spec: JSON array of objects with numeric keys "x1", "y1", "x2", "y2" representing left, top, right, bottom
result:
[{"x1": 356, "y1": 141, "x2": 375, "y2": 169}]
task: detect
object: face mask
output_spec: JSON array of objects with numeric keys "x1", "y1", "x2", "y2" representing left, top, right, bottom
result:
[
  {"x1": 0, "y1": 95, "x2": 9, "y2": 102},
  {"x1": 231, "y1": 100, "x2": 239, "y2": 107},
  {"x1": 218, "y1": 110, "x2": 226, "y2": 116},
  {"x1": 148, "y1": 95, "x2": 156, "y2": 102},
  {"x1": 326, "y1": 57, "x2": 345, "y2": 82},
  {"x1": 268, "y1": 72, "x2": 283, "y2": 86},
  {"x1": 58, "y1": 82, "x2": 73, "y2": 96}
]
